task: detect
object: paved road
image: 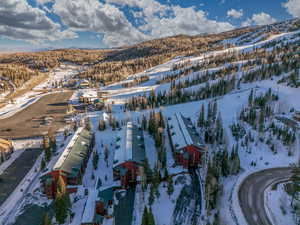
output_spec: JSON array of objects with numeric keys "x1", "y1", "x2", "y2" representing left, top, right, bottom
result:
[{"x1": 238, "y1": 167, "x2": 293, "y2": 225}]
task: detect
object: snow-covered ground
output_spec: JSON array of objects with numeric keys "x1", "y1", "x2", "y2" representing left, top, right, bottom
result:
[
  {"x1": 1, "y1": 27, "x2": 299, "y2": 225},
  {"x1": 265, "y1": 183, "x2": 295, "y2": 225},
  {"x1": 0, "y1": 64, "x2": 81, "y2": 120}
]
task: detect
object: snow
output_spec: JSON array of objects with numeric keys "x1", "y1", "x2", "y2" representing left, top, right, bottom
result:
[
  {"x1": 143, "y1": 133, "x2": 157, "y2": 170},
  {"x1": 53, "y1": 127, "x2": 84, "y2": 171},
  {"x1": 113, "y1": 122, "x2": 133, "y2": 167},
  {"x1": 0, "y1": 64, "x2": 80, "y2": 120},
  {"x1": 0, "y1": 25, "x2": 299, "y2": 225},
  {"x1": 266, "y1": 183, "x2": 296, "y2": 225},
  {"x1": 81, "y1": 189, "x2": 97, "y2": 224}
]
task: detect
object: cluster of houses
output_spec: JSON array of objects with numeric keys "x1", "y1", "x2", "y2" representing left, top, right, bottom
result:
[
  {"x1": 81, "y1": 186, "x2": 115, "y2": 225},
  {"x1": 81, "y1": 122, "x2": 146, "y2": 225},
  {"x1": 0, "y1": 138, "x2": 14, "y2": 164},
  {"x1": 39, "y1": 112, "x2": 206, "y2": 225}
]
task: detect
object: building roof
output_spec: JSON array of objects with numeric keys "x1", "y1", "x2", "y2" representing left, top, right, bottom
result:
[
  {"x1": 80, "y1": 89, "x2": 98, "y2": 99},
  {"x1": 81, "y1": 189, "x2": 98, "y2": 224},
  {"x1": 98, "y1": 187, "x2": 114, "y2": 205},
  {"x1": 168, "y1": 113, "x2": 205, "y2": 152},
  {"x1": 53, "y1": 127, "x2": 92, "y2": 175},
  {"x1": 114, "y1": 122, "x2": 145, "y2": 168},
  {"x1": 81, "y1": 187, "x2": 114, "y2": 224}
]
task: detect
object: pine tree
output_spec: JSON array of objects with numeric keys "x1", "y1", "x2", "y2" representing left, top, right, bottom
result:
[
  {"x1": 54, "y1": 175, "x2": 71, "y2": 224},
  {"x1": 141, "y1": 207, "x2": 149, "y2": 225},
  {"x1": 198, "y1": 104, "x2": 205, "y2": 127},
  {"x1": 221, "y1": 149, "x2": 229, "y2": 177},
  {"x1": 40, "y1": 158, "x2": 46, "y2": 171},
  {"x1": 167, "y1": 176, "x2": 174, "y2": 196},
  {"x1": 93, "y1": 151, "x2": 99, "y2": 170},
  {"x1": 259, "y1": 109, "x2": 265, "y2": 132},
  {"x1": 98, "y1": 119, "x2": 106, "y2": 131},
  {"x1": 148, "y1": 207, "x2": 156, "y2": 225},
  {"x1": 142, "y1": 115, "x2": 147, "y2": 130},
  {"x1": 248, "y1": 89, "x2": 254, "y2": 106}
]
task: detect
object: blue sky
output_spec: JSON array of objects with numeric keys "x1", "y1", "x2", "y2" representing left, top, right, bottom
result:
[{"x1": 0, "y1": 0, "x2": 299, "y2": 51}]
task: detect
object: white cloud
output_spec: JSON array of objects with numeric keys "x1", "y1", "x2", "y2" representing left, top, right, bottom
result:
[
  {"x1": 106, "y1": 0, "x2": 234, "y2": 44},
  {"x1": 252, "y1": 12, "x2": 277, "y2": 25},
  {"x1": 53, "y1": 0, "x2": 148, "y2": 47},
  {"x1": 141, "y1": 5, "x2": 234, "y2": 38},
  {"x1": 0, "y1": 0, "x2": 236, "y2": 47},
  {"x1": 242, "y1": 12, "x2": 277, "y2": 27},
  {"x1": 0, "y1": 0, "x2": 77, "y2": 44},
  {"x1": 283, "y1": 0, "x2": 300, "y2": 18},
  {"x1": 227, "y1": 9, "x2": 243, "y2": 19}
]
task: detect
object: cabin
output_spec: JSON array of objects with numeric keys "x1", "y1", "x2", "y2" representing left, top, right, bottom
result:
[
  {"x1": 0, "y1": 138, "x2": 14, "y2": 164},
  {"x1": 167, "y1": 113, "x2": 207, "y2": 168},
  {"x1": 113, "y1": 122, "x2": 146, "y2": 188},
  {"x1": 79, "y1": 90, "x2": 99, "y2": 104},
  {"x1": 78, "y1": 79, "x2": 90, "y2": 89},
  {"x1": 81, "y1": 187, "x2": 115, "y2": 225},
  {"x1": 40, "y1": 127, "x2": 94, "y2": 198}
]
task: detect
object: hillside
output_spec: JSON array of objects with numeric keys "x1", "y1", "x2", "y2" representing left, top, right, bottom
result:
[{"x1": 1, "y1": 17, "x2": 300, "y2": 225}]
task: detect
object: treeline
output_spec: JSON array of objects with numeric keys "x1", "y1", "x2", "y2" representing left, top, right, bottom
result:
[
  {"x1": 170, "y1": 64, "x2": 239, "y2": 91},
  {"x1": 159, "y1": 37, "x2": 299, "y2": 88},
  {"x1": 0, "y1": 64, "x2": 40, "y2": 88},
  {"x1": 122, "y1": 75, "x2": 150, "y2": 88},
  {"x1": 77, "y1": 26, "x2": 255, "y2": 85},
  {"x1": 125, "y1": 76, "x2": 236, "y2": 111}
]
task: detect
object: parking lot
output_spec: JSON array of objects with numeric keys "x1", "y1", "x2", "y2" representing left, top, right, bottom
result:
[
  {"x1": 0, "y1": 148, "x2": 42, "y2": 206},
  {"x1": 0, "y1": 91, "x2": 73, "y2": 139}
]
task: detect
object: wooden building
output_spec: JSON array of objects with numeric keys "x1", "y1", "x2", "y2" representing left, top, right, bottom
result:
[
  {"x1": 81, "y1": 187, "x2": 115, "y2": 225},
  {"x1": 40, "y1": 127, "x2": 94, "y2": 198},
  {"x1": 113, "y1": 122, "x2": 146, "y2": 188},
  {"x1": 167, "y1": 113, "x2": 206, "y2": 168}
]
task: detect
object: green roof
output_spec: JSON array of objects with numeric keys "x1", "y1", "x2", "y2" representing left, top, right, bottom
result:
[
  {"x1": 132, "y1": 126, "x2": 146, "y2": 164},
  {"x1": 59, "y1": 129, "x2": 92, "y2": 175},
  {"x1": 98, "y1": 187, "x2": 114, "y2": 205}
]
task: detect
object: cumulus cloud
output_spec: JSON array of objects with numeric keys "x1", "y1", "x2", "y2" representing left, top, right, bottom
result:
[
  {"x1": 141, "y1": 6, "x2": 234, "y2": 38},
  {"x1": 106, "y1": 0, "x2": 234, "y2": 44},
  {"x1": 242, "y1": 12, "x2": 277, "y2": 27},
  {"x1": 227, "y1": 9, "x2": 243, "y2": 19},
  {"x1": 52, "y1": 0, "x2": 148, "y2": 47},
  {"x1": 283, "y1": 0, "x2": 300, "y2": 18},
  {"x1": 0, "y1": 0, "x2": 236, "y2": 47},
  {"x1": 0, "y1": 0, "x2": 77, "y2": 43}
]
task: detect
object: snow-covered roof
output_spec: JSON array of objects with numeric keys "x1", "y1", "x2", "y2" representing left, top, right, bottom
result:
[
  {"x1": 168, "y1": 113, "x2": 205, "y2": 152},
  {"x1": 53, "y1": 127, "x2": 83, "y2": 170},
  {"x1": 80, "y1": 90, "x2": 98, "y2": 99},
  {"x1": 113, "y1": 122, "x2": 145, "y2": 168},
  {"x1": 81, "y1": 189, "x2": 97, "y2": 224},
  {"x1": 52, "y1": 127, "x2": 92, "y2": 174}
]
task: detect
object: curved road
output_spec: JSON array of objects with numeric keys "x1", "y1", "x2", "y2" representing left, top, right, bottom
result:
[{"x1": 238, "y1": 167, "x2": 293, "y2": 225}]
